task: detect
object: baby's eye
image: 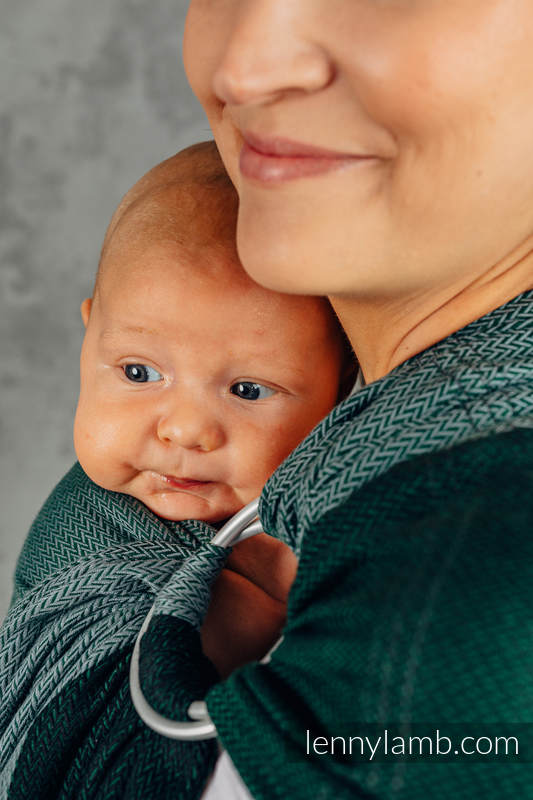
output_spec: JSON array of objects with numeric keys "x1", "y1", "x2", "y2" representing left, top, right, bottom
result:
[
  {"x1": 123, "y1": 364, "x2": 162, "y2": 383},
  {"x1": 230, "y1": 381, "x2": 276, "y2": 401}
]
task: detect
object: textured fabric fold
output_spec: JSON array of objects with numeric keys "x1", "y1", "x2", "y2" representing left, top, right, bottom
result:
[
  {"x1": 208, "y1": 429, "x2": 533, "y2": 800},
  {"x1": 152, "y1": 543, "x2": 229, "y2": 629},
  {"x1": 260, "y1": 291, "x2": 533, "y2": 553},
  {"x1": 0, "y1": 464, "x2": 225, "y2": 798}
]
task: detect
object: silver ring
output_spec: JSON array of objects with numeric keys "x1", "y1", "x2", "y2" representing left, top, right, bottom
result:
[{"x1": 129, "y1": 498, "x2": 262, "y2": 740}]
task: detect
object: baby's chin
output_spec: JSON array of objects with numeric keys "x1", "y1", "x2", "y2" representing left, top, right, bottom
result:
[{"x1": 132, "y1": 487, "x2": 248, "y2": 526}]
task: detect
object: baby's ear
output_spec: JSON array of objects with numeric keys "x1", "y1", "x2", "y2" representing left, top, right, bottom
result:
[{"x1": 80, "y1": 298, "x2": 92, "y2": 328}]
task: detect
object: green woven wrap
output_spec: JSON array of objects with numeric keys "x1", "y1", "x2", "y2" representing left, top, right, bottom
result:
[
  {"x1": 1, "y1": 291, "x2": 532, "y2": 799},
  {"x1": 209, "y1": 430, "x2": 533, "y2": 799},
  {"x1": 0, "y1": 468, "x2": 227, "y2": 798},
  {"x1": 205, "y1": 291, "x2": 533, "y2": 799}
]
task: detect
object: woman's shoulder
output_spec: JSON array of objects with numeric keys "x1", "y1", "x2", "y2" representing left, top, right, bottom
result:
[
  {"x1": 332, "y1": 426, "x2": 533, "y2": 526},
  {"x1": 215, "y1": 428, "x2": 533, "y2": 799},
  {"x1": 296, "y1": 426, "x2": 533, "y2": 575},
  {"x1": 291, "y1": 428, "x2": 533, "y2": 713}
]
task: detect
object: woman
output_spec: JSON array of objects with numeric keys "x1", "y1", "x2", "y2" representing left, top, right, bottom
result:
[
  {"x1": 1, "y1": 3, "x2": 531, "y2": 798},
  {"x1": 181, "y1": 1, "x2": 533, "y2": 798}
]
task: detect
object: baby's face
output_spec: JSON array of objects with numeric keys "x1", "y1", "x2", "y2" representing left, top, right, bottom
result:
[{"x1": 74, "y1": 237, "x2": 343, "y2": 523}]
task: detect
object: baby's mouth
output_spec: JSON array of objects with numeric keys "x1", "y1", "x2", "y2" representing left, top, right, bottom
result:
[{"x1": 159, "y1": 474, "x2": 214, "y2": 490}]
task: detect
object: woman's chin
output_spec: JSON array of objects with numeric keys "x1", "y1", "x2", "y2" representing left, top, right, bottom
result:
[
  {"x1": 236, "y1": 221, "x2": 324, "y2": 295},
  {"x1": 235, "y1": 195, "x2": 371, "y2": 296},
  {"x1": 235, "y1": 222, "x2": 371, "y2": 297}
]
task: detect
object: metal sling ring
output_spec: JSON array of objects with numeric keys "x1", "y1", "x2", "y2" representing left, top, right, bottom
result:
[{"x1": 129, "y1": 497, "x2": 263, "y2": 741}]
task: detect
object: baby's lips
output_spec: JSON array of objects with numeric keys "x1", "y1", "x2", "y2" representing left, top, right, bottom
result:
[{"x1": 160, "y1": 473, "x2": 215, "y2": 490}]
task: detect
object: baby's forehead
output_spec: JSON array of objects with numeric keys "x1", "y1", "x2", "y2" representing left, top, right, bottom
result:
[
  {"x1": 112, "y1": 178, "x2": 236, "y2": 250},
  {"x1": 98, "y1": 230, "x2": 335, "y2": 333},
  {"x1": 98, "y1": 181, "x2": 240, "y2": 289}
]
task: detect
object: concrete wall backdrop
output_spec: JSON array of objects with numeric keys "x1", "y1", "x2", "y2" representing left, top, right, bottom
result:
[{"x1": 0, "y1": 0, "x2": 208, "y2": 617}]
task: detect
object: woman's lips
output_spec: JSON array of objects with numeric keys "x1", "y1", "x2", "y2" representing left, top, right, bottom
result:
[{"x1": 240, "y1": 132, "x2": 375, "y2": 184}]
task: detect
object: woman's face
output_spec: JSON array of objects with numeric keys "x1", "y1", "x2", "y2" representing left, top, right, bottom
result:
[{"x1": 184, "y1": 1, "x2": 533, "y2": 298}]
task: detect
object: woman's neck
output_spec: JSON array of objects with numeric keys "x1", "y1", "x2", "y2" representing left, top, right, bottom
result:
[{"x1": 331, "y1": 243, "x2": 533, "y2": 384}]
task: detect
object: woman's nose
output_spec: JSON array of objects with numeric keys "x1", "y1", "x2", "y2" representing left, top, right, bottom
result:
[
  {"x1": 212, "y1": 1, "x2": 334, "y2": 106},
  {"x1": 156, "y1": 399, "x2": 226, "y2": 453}
]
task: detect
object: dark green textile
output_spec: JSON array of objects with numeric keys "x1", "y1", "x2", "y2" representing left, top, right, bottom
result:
[
  {"x1": 207, "y1": 428, "x2": 533, "y2": 799},
  {"x1": 9, "y1": 648, "x2": 217, "y2": 800},
  {"x1": 259, "y1": 291, "x2": 533, "y2": 555},
  {"x1": 0, "y1": 463, "x2": 222, "y2": 799},
  {"x1": 140, "y1": 616, "x2": 219, "y2": 719}
]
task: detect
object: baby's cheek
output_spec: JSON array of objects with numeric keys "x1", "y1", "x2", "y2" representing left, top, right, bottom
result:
[
  {"x1": 238, "y1": 423, "x2": 296, "y2": 490},
  {"x1": 73, "y1": 404, "x2": 125, "y2": 490},
  {"x1": 271, "y1": 417, "x2": 313, "y2": 461}
]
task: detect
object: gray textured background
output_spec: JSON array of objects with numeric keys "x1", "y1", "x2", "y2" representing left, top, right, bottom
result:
[{"x1": 0, "y1": 0, "x2": 208, "y2": 617}]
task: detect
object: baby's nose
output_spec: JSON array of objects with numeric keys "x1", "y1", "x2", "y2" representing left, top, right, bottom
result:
[{"x1": 156, "y1": 400, "x2": 226, "y2": 452}]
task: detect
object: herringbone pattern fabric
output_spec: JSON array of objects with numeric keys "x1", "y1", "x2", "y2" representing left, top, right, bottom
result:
[
  {"x1": 260, "y1": 291, "x2": 533, "y2": 553},
  {"x1": 0, "y1": 466, "x2": 226, "y2": 797},
  {"x1": 208, "y1": 428, "x2": 533, "y2": 799},
  {"x1": 8, "y1": 648, "x2": 218, "y2": 800},
  {"x1": 153, "y1": 544, "x2": 228, "y2": 629},
  {"x1": 200, "y1": 292, "x2": 533, "y2": 799}
]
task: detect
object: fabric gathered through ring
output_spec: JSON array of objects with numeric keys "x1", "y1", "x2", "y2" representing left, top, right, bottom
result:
[{"x1": 129, "y1": 499, "x2": 264, "y2": 741}]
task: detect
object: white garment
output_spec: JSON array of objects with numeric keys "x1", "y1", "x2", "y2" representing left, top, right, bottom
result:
[
  {"x1": 201, "y1": 749, "x2": 254, "y2": 800},
  {"x1": 199, "y1": 640, "x2": 284, "y2": 799},
  {"x1": 349, "y1": 367, "x2": 365, "y2": 395}
]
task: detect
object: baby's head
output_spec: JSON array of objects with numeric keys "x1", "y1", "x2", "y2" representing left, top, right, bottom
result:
[{"x1": 74, "y1": 142, "x2": 353, "y2": 523}]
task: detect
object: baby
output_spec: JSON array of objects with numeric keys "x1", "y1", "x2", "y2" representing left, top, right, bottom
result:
[
  {"x1": 0, "y1": 142, "x2": 355, "y2": 800},
  {"x1": 74, "y1": 141, "x2": 351, "y2": 525}
]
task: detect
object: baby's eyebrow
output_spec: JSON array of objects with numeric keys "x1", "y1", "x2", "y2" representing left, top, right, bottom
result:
[{"x1": 100, "y1": 325, "x2": 159, "y2": 341}]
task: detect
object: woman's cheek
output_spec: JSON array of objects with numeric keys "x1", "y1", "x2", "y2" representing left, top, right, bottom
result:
[{"x1": 183, "y1": 4, "x2": 225, "y2": 119}]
